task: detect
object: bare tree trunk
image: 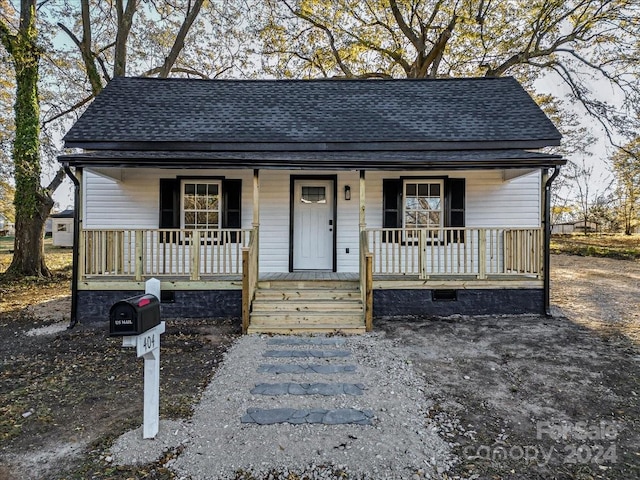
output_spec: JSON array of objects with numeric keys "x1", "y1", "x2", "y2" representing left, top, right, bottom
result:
[{"x1": 114, "y1": 0, "x2": 138, "y2": 77}]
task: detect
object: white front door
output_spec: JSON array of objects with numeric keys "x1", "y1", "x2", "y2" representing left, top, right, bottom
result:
[{"x1": 293, "y1": 179, "x2": 334, "y2": 270}]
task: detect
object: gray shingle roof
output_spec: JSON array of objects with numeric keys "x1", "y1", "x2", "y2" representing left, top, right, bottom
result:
[{"x1": 63, "y1": 77, "x2": 561, "y2": 149}]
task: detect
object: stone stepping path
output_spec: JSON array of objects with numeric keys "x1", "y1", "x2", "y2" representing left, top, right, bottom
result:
[
  {"x1": 257, "y1": 364, "x2": 357, "y2": 374},
  {"x1": 243, "y1": 337, "x2": 373, "y2": 426},
  {"x1": 241, "y1": 407, "x2": 374, "y2": 425},
  {"x1": 263, "y1": 349, "x2": 351, "y2": 358},
  {"x1": 267, "y1": 338, "x2": 346, "y2": 346},
  {"x1": 251, "y1": 382, "x2": 365, "y2": 396}
]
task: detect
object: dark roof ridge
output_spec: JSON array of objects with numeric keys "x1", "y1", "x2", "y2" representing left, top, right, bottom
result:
[{"x1": 108, "y1": 75, "x2": 516, "y2": 84}]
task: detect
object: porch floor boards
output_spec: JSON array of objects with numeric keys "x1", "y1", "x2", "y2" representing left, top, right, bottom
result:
[{"x1": 259, "y1": 272, "x2": 359, "y2": 281}]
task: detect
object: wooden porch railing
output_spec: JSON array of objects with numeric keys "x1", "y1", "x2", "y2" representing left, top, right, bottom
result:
[
  {"x1": 365, "y1": 227, "x2": 542, "y2": 279},
  {"x1": 81, "y1": 228, "x2": 252, "y2": 279},
  {"x1": 242, "y1": 228, "x2": 259, "y2": 334},
  {"x1": 359, "y1": 231, "x2": 373, "y2": 331}
]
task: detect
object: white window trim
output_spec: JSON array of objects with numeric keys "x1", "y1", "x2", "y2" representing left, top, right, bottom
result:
[
  {"x1": 180, "y1": 179, "x2": 222, "y2": 231},
  {"x1": 402, "y1": 179, "x2": 444, "y2": 230}
]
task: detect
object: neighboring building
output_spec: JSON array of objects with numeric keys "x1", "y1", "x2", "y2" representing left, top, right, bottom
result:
[
  {"x1": 552, "y1": 220, "x2": 600, "y2": 235},
  {"x1": 51, "y1": 209, "x2": 75, "y2": 247},
  {"x1": 573, "y1": 221, "x2": 599, "y2": 234},
  {"x1": 58, "y1": 77, "x2": 565, "y2": 332},
  {"x1": 551, "y1": 222, "x2": 576, "y2": 235}
]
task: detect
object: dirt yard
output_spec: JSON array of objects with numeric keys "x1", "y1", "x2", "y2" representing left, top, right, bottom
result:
[
  {"x1": 378, "y1": 254, "x2": 639, "y2": 479},
  {"x1": 0, "y1": 254, "x2": 639, "y2": 479}
]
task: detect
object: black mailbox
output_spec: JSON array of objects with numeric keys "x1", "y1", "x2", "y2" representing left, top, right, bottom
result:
[{"x1": 109, "y1": 294, "x2": 161, "y2": 336}]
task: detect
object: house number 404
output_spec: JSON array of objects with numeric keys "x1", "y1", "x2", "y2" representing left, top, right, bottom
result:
[{"x1": 143, "y1": 334, "x2": 156, "y2": 351}]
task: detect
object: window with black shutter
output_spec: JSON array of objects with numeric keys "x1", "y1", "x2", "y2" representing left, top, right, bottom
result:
[
  {"x1": 382, "y1": 177, "x2": 465, "y2": 242},
  {"x1": 158, "y1": 177, "x2": 242, "y2": 243}
]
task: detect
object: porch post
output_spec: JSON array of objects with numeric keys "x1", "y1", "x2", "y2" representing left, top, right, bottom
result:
[
  {"x1": 359, "y1": 170, "x2": 366, "y2": 230},
  {"x1": 543, "y1": 166, "x2": 561, "y2": 316},
  {"x1": 253, "y1": 169, "x2": 260, "y2": 275}
]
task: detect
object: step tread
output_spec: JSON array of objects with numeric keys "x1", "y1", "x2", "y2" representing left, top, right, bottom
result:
[{"x1": 247, "y1": 325, "x2": 366, "y2": 335}]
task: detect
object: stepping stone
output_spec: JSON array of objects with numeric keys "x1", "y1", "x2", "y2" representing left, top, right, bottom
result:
[
  {"x1": 251, "y1": 382, "x2": 365, "y2": 396},
  {"x1": 241, "y1": 408, "x2": 374, "y2": 425},
  {"x1": 267, "y1": 338, "x2": 346, "y2": 346},
  {"x1": 263, "y1": 349, "x2": 351, "y2": 358},
  {"x1": 257, "y1": 364, "x2": 357, "y2": 374}
]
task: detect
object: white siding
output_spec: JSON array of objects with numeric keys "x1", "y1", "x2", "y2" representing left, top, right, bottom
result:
[
  {"x1": 52, "y1": 219, "x2": 74, "y2": 247},
  {"x1": 466, "y1": 170, "x2": 541, "y2": 227}
]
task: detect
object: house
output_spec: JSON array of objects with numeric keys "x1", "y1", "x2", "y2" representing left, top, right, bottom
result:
[
  {"x1": 0, "y1": 215, "x2": 13, "y2": 236},
  {"x1": 58, "y1": 77, "x2": 565, "y2": 333},
  {"x1": 573, "y1": 220, "x2": 599, "y2": 234},
  {"x1": 50, "y1": 209, "x2": 75, "y2": 247},
  {"x1": 552, "y1": 220, "x2": 601, "y2": 235},
  {"x1": 551, "y1": 222, "x2": 576, "y2": 235}
]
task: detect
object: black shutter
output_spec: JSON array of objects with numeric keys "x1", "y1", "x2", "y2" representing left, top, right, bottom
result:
[
  {"x1": 445, "y1": 178, "x2": 465, "y2": 242},
  {"x1": 159, "y1": 178, "x2": 180, "y2": 243},
  {"x1": 382, "y1": 179, "x2": 402, "y2": 242},
  {"x1": 222, "y1": 179, "x2": 242, "y2": 242},
  {"x1": 159, "y1": 179, "x2": 180, "y2": 228}
]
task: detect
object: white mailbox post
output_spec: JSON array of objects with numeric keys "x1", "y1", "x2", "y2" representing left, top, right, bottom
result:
[{"x1": 120, "y1": 278, "x2": 165, "y2": 439}]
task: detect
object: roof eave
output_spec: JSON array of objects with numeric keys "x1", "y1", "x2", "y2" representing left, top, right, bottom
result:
[
  {"x1": 63, "y1": 139, "x2": 562, "y2": 152},
  {"x1": 59, "y1": 155, "x2": 566, "y2": 171}
]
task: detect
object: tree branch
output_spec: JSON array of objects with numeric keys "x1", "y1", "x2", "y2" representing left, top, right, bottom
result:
[
  {"x1": 157, "y1": 0, "x2": 204, "y2": 78},
  {"x1": 43, "y1": 94, "x2": 95, "y2": 125},
  {"x1": 45, "y1": 167, "x2": 66, "y2": 195},
  {"x1": 389, "y1": 0, "x2": 422, "y2": 52},
  {"x1": 282, "y1": 0, "x2": 354, "y2": 77}
]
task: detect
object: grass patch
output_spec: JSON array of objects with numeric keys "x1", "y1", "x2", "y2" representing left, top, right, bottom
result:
[
  {"x1": 0, "y1": 237, "x2": 72, "y2": 276},
  {"x1": 551, "y1": 234, "x2": 640, "y2": 260}
]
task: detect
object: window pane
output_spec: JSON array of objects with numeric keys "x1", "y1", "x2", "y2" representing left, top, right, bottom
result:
[
  {"x1": 197, "y1": 184, "x2": 207, "y2": 195},
  {"x1": 184, "y1": 195, "x2": 195, "y2": 209},
  {"x1": 207, "y1": 212, "x2": 219, "y2": 226},
  {"x1": 427, "y1": 198, "x2": 441, "y2": 210},
  {"x1": 207, "y1": 184, "x2": 218, "y2": 196},
  {"x1": 406, "y1": 183, "x2": 416, "y2": 196},
  {"x1": 429, "y1": 211, "x2": 440, "y2": 225},
  {"x1": 416, "y1": 212, "x2": 429, "y2": 227},
  {"x1": 418, "y1": 184, "x2": 429, "y2": 196},
  {"x1": 418, "y1": 198, "x2": 431, "y2": 210},
  {"x1": 196, "y1": 212, "x2": 208, "y2": 225},
  {"x1": 208, "y1": 196, "x2": 219, "y2": 210},
  {"x1": 195, "y1": 196, "x2": 207, "y2": 209},
  {"x1": 185, "y1": 183, "x2": 195, "y2": 195},
  {"x1": 405, "y1": 197, "x2": 418, "y2": 209},
  {"x1": 430, "y1": 184, "x2": 440, "y2": 196},
  {"x1": 301, "y1": 186, "x2": 326, "y2": 203},
  {"x1": 185, "y1": 212, "x2": 195, "y2": 225}
]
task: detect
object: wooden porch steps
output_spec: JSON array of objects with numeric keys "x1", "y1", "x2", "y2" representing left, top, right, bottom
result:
[{"x1": 247, "y1": 280, "x2": 365, "y2": 335}]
